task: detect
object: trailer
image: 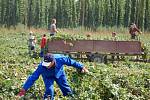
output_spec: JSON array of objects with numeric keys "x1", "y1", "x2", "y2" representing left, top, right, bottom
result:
[{"x1": 47, "y1": 40, "x2": 146, "y2": 63}]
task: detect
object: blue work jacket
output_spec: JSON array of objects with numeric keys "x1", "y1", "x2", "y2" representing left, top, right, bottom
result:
[{"x1": 23, "y1": 54, "x2": 84, "y2": 91}]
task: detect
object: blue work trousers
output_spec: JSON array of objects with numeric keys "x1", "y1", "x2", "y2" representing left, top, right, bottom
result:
[{"x1": 43, "y1": 75, "x2": 72, "y2": 100}]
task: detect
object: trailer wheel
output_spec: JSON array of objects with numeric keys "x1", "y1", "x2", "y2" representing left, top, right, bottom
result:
[
  {"x1": 86, "y1": 52, "x2": 93, "y2": 62},
  {"x1": 93, "y1": 56, "x2": 104, "y2": 63},
  {"x1": 89, "y1": 54, "x2": 107, "y2": 63}
]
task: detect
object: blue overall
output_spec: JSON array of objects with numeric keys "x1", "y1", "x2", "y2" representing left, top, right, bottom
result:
[{"x1": 23, "y1": 54, "x2": 83, "y2": 99}]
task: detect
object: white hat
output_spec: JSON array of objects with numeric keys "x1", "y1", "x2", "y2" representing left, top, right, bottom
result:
[{"x1": 30, "y1": 31, "x2": 33, "y2": 34}]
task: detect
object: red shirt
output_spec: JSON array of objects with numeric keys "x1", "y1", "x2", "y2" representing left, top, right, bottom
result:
[
  {"x1": 129, "y1": 27, "x2": 140, "y2": 35},
  {"x1": 40, "y1": 37, "x2": 47, "y2": 48}
]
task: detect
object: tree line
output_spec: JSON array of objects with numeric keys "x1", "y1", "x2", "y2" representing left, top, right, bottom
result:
[{"x1": 0, "y1": 0, "x2": 150, "y2": 31}]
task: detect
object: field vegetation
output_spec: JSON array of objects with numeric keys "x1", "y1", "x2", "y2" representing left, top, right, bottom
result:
[{"x1": 0, "y1": 27, "x2": 150, "y2": 100}]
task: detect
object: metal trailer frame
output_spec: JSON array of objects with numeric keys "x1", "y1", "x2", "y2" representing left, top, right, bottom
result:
[{"x1": 47, "y1": 40, "x2": 144, "y2": 63}]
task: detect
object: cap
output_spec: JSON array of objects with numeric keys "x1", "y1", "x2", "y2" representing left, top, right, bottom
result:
[{"x1": 42, "y1": 53, "x2": 54, "y2": 67}]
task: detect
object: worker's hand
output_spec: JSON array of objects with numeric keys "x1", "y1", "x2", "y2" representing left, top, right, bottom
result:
[
  {"x1": 139, "y1": 31, "x2": 142, "y2": 34},
  {"x1": 55, "y1": 29, "x2": 59, "y2": 33},
  {"x1": 57, "y1": 30, "x2": 61, "y2": 33},
  {"x1": 17, "y1": 88, "x2": 26, "y2": 97},
  {"x1": 81, "y1": 67, "x2": 89, "y2": 73}
]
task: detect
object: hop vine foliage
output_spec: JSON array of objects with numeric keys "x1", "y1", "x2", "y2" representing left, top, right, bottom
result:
[{"x1": 0, "y1": 0, "x2": 150, "y2": 31}]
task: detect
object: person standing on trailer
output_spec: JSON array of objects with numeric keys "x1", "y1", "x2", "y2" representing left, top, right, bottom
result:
[
  {"x1": 129, "y1": 23, "x2": 142, "y2": 40},
  {"x1": 50, "y1": 18, "x2": 58, "y2": 37}
]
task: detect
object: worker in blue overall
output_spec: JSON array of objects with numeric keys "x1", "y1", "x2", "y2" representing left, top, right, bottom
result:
[{"x1": 17, "y1": 53, "x2": 89, "y2": 99}]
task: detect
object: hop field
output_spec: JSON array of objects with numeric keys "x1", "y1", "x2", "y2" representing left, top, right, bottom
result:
[{"x1": 0, "y1": 28, "x2": 150, "y2": 100}]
